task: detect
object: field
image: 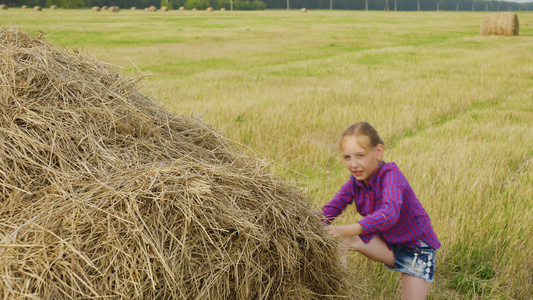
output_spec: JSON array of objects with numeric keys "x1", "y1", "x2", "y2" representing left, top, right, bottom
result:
[{"x1": 1, "y1": 8, "x2": 532, "y2": 299}]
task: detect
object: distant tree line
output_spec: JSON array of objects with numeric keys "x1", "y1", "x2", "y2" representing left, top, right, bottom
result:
[{"x1": 1, "y1": 0, "x2": 532, "y2": 11}]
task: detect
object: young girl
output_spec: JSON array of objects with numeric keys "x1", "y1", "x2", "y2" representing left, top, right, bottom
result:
[{"x1": 321, "y1": 122, "x2": 440, "y2": 300}]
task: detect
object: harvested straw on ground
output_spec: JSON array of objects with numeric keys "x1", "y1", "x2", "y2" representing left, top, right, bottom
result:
[
  {"x1": 108, "y1": 5, "x2": 120, "y2": 12},
  {"x1": 92, "y1": 6, "x2": 100, "y2": 11},
  {"x1": 147, "y1": 5, "x2": 157, "y2": 11},
  {"x1": 21, "y1": 4, "x2": 27, "y2": 9},
  {"x1": 300, "y1": 7, "x2": 307, "y2": 12},
  {"x1": 0, "y1": 27, "x2": 352, "y2": 299},
  {"x1": 131, "y1": 6, "x2": 136, "y2": 10},
  {"x1": 33, "y1": 5, "x2": 41, "y2": 10},
  {"x1": 179, "y1": 5, "x2": 185, "y2": 10},
  {"x1": 206, "y1": 6, "x2": 214, "y2": 11},
  {"x1": 480, "y1": 12, "x2": 519, "y2": 36},
  {"x1": 221, "y1": 7, "x2": 226, "y2": 11},
  {"x1": 102, "y1": 5, "x2": 108, "y2": 10},
  {"x1": 50, "y1": 4, "x2": 57, "y2": 9},
  {"x1": 161, "y1": 5, "x2": 169, "y2": 11},
  {"x1": 0, "y1": 4, "x2": 7, "y2": 9}
]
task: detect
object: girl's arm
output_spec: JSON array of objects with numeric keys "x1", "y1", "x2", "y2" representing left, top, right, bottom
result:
[
  {"x1": 321, "y1": 178, "x2": 355, "y2": 224},
  {"x1": 358, "y1": 169, "x2": 403, "y2": 235},
  {"x1": 327, "y1": 222, "x2": 364, "y2": 239}
]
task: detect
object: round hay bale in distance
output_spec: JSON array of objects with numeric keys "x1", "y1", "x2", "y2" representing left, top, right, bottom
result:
[
  {"x1": 108, "y1": 5, "x2": 120, "y2": 12},
  {"x1": 102, "y1": 5, "x2": 108, "y2": 10},
  {"x1": 22, "y1": 4, "x2": 27, "y2": 8},
  {"x1": 161, "y1": 5, "x2": 169, "y2": 11},
  {"x1": 206, "y1": 6, "x2": 214, "y2": 11},
  {"x1": 131, "y1": 6, "x2": 136, "y2": 10},
  {"x1": 50, "y1": 4, "x2": 57, "y2": 9},
  {"x1": 300, "y1": 7, "x2": 307, "y2": 12},
  {"x1": 480, "y1": 12, "x2": 519, "y2": 36},
  {"x1": 0, "y1": 27, "x2": 353, "y2": 300},
  {"x1": 147, "y1": 5, "x2": 157, "y2": 11},
  {"x1": 92, "y1": 6, "x2": 100, "y2": 11},
  {"x1": 192, "y1": 7, "x2": 197, "y2": 10},
  {"x1": 33, "y1": 5, "x2": 41, "y2": 10},
  {"x1": 179, "y1": 6, "x2": 185, "y2": 10},
  {"x1": 0, "y1": 4, "x2": 7, "y2": 9},
  {"x1": 221, "y1": 7, "x2": 226, "y2": 11}
]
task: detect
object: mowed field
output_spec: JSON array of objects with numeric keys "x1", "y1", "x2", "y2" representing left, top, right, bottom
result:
[{"x1": 1, "y1": 8, "x2": 532, "y2": 299}]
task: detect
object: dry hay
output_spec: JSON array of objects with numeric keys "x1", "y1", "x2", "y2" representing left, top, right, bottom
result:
[
  {"x1": 161, "y1": 5, "x2": 169, "y2": 11},
  {"x1": 21, "y1": 5, "x2": 27, "y2": 9},
  {"x1": 102, "y1": 5, "x2": 108, "y2": 10},
  {"x1": 50, "y1": 4, "x2": 58, "y2": 9},
  {"x1": 179, "y1": 6, "x2": 185, "y2": 10},
  {"x1": 0, "y1": 4, "x2": 7, "y2": 9},
  {"x1": 206, "y1": 6, "x2": 214, "y2": 11},
  {"x1": 221, "y1": 7, "x2": 226, "y2": 11},
  {"x1": 91, "y1": 6, "x2": 100, "y2": 11},
  {"x1": 300, "y1": 7, "x2": 307, "y2": 12},
  {"x1": 192, "y1": 7, "x2": 197, "y2": 10},
  {"x1": 0, "y1": 27, "x2": 352, "y2": 299},
  {"x1": 33, "y1": 5, "x2": 41, "y2": 11},
  {"x1": 480, "y1": 12, "x2": 519, "y2": 36},
  {"x1": 108, "y1": 5, "x2": 120, "y2": 12},
  {"x1": 131, "y1": 6, "x2": 136, "y2": 10},
  {"x1": 146, "y1": 5, "x2": 157, "y2": 11}
]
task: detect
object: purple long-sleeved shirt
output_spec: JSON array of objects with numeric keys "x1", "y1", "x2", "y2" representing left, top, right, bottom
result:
[{"x1": 321, "y1": 162, "x2": 440, "y2": 249}]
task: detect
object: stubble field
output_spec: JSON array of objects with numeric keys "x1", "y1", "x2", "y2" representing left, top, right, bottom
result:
[{"x1": 1, "y1": 8, "x2": 532, "y2": 299}]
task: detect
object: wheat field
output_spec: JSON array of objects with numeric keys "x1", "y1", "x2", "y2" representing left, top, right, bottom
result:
[{"x1": 1, "y1": 9, "x2": 532, "y2": 299}]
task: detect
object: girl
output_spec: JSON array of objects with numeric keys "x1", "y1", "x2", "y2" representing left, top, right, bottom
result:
[{"x1": 321, "y1": 122, "x2": 440, "y2": 300}]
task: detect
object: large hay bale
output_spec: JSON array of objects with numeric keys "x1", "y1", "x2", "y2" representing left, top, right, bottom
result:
[
  {"x1": 0, "y1": 4, "x2": 7, "y2": 9},
  {"x1": 480, "y1": 12, "x2": 519, "y2": 36},
  {"x1": 131, "y1": 6, "x2": 136, "y2": 10},
  {"x1": 206, "y1": 6, "x2": 214, "y2": 11},
  {"x1": 179, "y1": 5, "x2": 185, "y2": 10},
  {"x1": 21, "y1": 4, "x2": 27, "y2": 9},
  {"x1": 50, "y1": 4, "x2": 58, "y2": 9},
  {"x1": 221, "y1": 7, "x2": 226, "y2": 11},
  {"x1": 147, "y1": 5, "x2": 157, "y2": 11},
  {"x1": 0, "y1": 27, "x2": 352, "y2": 299},
  {"x1": 33, "y1": 5, "x2": 41, "y2": 11},
  {"x1": 102, "y1": 5, "x2": 108, "y2": 10},
  {"x1": 300, "y1": 7, "x2": 307, "y2": 12},
  {"x1": 92, "y1": 6, "x2": 100, "y2": 11},
  {"x1": 161, "y1": 5, "x2": 169, "y2": 11},
  {"x1": 108, "y1": 5, "x2": 120, "y2": 12}
]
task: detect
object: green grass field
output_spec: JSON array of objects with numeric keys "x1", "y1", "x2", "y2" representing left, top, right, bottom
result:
[{"x1": 1, "y1": 8, "x2": 532, "y2": 299}]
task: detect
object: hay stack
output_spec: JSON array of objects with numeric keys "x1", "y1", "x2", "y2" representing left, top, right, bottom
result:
[
  {"x1": 480, "y1": 12, "x2": 519, "y2": 36},
  {"x1": 92, "y1": 6, "x2": 100, "y2": 11},
  {"x1": 131, "y1": 6, "x2": 136, "y2": 10},
  {"x1": 21, "y1": 4, "x2": 27, "y2": 9},
  {"x1": 50, "y1": 4, "x2": 57, "y2": 9},
  {"x1": 33, "y1": 5, "x2": 41, "y2": 10},
  {"x1": 0, "y1": 27, "x2": 352, "y2": 299},
  {"x1": 161, "y1": 5, "x2": 169, "y2": 11},
  {"x1": 0, "y1": 4, "x2": 7, "y2": 9},
  {"x1": 192, "y1": 7, "x2": 197, "y2": 10},
  {"x1": 102, "y1": 5, "x2": 108, "y2": 10},
  {"x1": 206, "y1": 6, "x2": 214, "y2": 11},
  {"x1": 108, "y1": 5, "x2": 120, "y2": 12},
  {"x1": 221, "y1": 7, "x2": 226, "y2": 11},
  {"x1": 146, "y1": 5, "x2": 157, "y2": 11},
  {"x1": 300, "y1": 7, "x2": 307, "y2": 12},
  {"x1": 179, "y1": 6, "x2": 185, "y2": 10}
]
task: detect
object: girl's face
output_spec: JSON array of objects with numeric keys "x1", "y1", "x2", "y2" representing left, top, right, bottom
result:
[{"x1": 341, "y1": 135, "x2": 384, "y2": 184}]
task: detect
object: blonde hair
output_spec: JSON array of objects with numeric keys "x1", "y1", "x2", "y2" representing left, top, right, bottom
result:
[{"x1": 341, "y1": 122, "x2": 384, "y2": 149}]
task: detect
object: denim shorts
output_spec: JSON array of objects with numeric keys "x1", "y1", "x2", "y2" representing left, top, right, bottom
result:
[{"x1": 385, "y1": 240, "x2": 436, "y2": 283}]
